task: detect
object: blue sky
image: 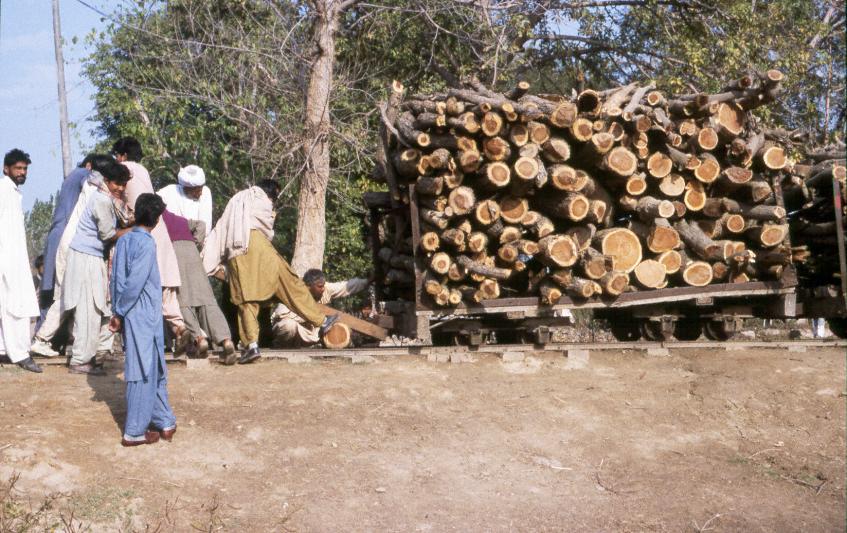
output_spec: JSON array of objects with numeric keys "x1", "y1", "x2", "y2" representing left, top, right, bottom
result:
[{"x1": 0, "y1": 0, "x2": 104, "y2": 210}]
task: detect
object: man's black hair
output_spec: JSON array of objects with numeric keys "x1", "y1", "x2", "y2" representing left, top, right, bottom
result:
[
  {"x1": 79, "y1": 153, "x2": 112, "y2": 169},
  {"x1": 34, "y1": 254, "x2": 44, "y2": 269},
  {"x1": 303, "y1": 269, "x2": 326, "y2": 286},
  {"x1": 101, "y1": 161, "x2": 131, "y2": 185},
  {"x1": 4, "y1": 148, "x2": 31, "y2": 167},
  {"x1": 135, "y1": 193, "x2": 166, "y2": 227},
  {"x1": 112, "y1": 137, "x2": 143, "y2": 162},
  {"x1": 257, "y1": 179, "x2": 281, "y2": 201}
]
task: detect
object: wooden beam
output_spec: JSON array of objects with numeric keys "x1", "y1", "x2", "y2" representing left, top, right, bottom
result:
[{"x1": 317, "y1": 303, "x2": 389, "y2": 340}]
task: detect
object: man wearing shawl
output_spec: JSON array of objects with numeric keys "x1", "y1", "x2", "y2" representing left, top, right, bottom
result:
[
  {"x1": 202, "y1": 180, "x2": 337, "y2": 365},
  {"x1": 0, "y1": 149, "x2": 42, "y2": 373},
  {"x1": 30, "y1": 154, "x2": 116, "y2": 357},
  {"x1": 112, "y1": 137, "x2": 187, "y2": 344},
  {"x1": 111, "y1": 193, "x2": 176, "y2": 447},
  {"x1": 62, "y1": 163, "x2": 133, "y2": 374},
  {"x1": 157, "y1": 164, "x2": 214, "y2": 236}
]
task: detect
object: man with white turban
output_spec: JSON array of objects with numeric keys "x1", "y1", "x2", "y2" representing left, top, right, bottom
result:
[{"x1": 157, "y1": 165, "x2": 213, "y2": 236}]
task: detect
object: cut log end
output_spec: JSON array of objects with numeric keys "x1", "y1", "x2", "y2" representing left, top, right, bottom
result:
[
  {"x1": 634, "y1": 259, "x2": 667, "y2": 289},
  {"x1": 593, "y1": 228, "x2": 642, "y2": 273},
  {"x1": 681, "y1": 261, "x2": 713, "y2": 287},
  {"x1": 603, "y1": 147, "x2": 638, "y2": 177},
  {"x1": 322, "y1": 322, "x2": 352, "y2": 349}
]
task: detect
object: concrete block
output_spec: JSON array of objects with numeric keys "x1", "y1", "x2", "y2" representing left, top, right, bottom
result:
[
  {"x1": 426, "y1": 351, "x2": 450, "y2": 363},
  {"x1": 286, "y1": 354, "x2": 313, "y2": 364},
  {"x1": 787, "y1": 345, "x2": 807, "y2": 353},
  {"x1": 350, "y1": 355, "x2": 376, "y2": 364},
  {"x1": 450, "y1": 351, "x2": 477, "y2": 363},
  {"x1": 185, "y1": 357, "x2": 210, "y2": 370},
  {"x1": 646, "y1": 347, "x2": 669, "y2": 357},
  {"x1": 501, "y1": 351, "x2": 525, "y2": 363},
  {"x1": 565, "y1": 349, "x2": 590, "y2": 368}
]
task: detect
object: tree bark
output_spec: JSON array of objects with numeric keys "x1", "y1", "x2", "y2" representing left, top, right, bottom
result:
[{"x1": 292, "y1": 0, "x2": 346, "y2": 274}]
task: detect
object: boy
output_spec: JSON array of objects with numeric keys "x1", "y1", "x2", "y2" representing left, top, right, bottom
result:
[{"x1": 110, "y1": 193, "x2": 176, "y2": 447}]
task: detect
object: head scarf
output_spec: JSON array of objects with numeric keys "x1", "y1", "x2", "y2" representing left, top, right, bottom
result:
[{"x1": 178, "y1": 165, "x2": 206, "y2": 188}]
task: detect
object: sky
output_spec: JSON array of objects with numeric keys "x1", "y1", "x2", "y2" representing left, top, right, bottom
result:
[{"x1": 0, "y1": 0, "x2": 106, "y2": 210}]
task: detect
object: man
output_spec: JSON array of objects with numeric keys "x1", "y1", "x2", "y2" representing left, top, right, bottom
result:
[
  {"x1": 38, "y1": 155, "x2": 113, "y2": 319},
  {"x1": 202, "y1": 179, "x2": 337, "y2": 365},
  {"x1": 0, "y1": 149, "x2": 42, "y2": 373},
  {"x1": 113, "y1": 137, "x2": 187, "y2": 343},
  {"x1": 31, "y1": 154, "x2": 116, "y2": 357},
  {"x1": 62, "y1": 163, "x2": 132, "y2": 375},
  {"x1": 160, "y1": 209, "x2": 235, "y2": 359},
  {"x1": 272, "y1": 269, "x2": 369, "y2": 347},
  {"x1": 110, "y1": 193, "x2": 176, "y2": 447},
  {"x1": 157, "y1": 164, "x2": 213, "y2": 236}
]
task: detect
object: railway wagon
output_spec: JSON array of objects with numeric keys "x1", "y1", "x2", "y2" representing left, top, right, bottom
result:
[{"x1": 364, "y1": 177, "x2": 847, "y2": 346}]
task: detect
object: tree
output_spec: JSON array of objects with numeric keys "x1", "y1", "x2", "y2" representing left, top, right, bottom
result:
[{"x1": 25, "y1": 197, "x2": 55, "y2": 264}]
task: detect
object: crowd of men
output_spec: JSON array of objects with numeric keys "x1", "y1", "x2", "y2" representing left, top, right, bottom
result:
[{"x1": 1, "y1": 138, "x2": 370, "y2": 378}]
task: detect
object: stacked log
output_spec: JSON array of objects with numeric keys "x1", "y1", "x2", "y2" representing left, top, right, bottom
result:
[
  {"x1": 782, "y1": 140, "x2": 846, "y2": 287},
  {"x1": 374, "y1": 71, "x2": 801, "y2": 307}
]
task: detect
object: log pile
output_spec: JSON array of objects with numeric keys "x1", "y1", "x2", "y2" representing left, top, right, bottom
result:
[
  {"x1": 782, "y1": 140, "x2": 846, "y2": 287},
  {"x1": 373, "y1": 71, "x2": 803, "y2": 307}
]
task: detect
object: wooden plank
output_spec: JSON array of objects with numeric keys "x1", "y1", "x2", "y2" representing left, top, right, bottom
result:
[
  {"x1": 408, "y1": 184, "x2": 429, "y2": 312},
  {"x1": 420, "y1": 281, "x2": 795, "y2": 317},
  {"x1": 318, "y1": 303, "x2": 388, "y2": 340},
  {"x1": 833, "y1": 179, "x2": 847, "y2": 311}
]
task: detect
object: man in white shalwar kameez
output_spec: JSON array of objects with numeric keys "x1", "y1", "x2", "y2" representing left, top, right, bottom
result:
[
  {"x1": 0, "y1": 149, "x2": 43, "y2": 373},
  {"x1": 157, "y1": 164, "x2": 214, "y2": 236}
]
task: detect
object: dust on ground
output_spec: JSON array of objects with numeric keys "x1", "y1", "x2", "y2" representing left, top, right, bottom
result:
[{"x1": 1, "y1": 346, "x2": 844, "y2": 532}]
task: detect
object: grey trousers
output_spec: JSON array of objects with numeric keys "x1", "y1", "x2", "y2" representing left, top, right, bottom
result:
[{"x1": 180, "y1": 304, "x2": 231, "y2": 345}]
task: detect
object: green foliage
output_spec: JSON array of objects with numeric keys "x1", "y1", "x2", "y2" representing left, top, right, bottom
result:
[{"x1": 25, "y1": 196, "x2": 55, "y2": 264}]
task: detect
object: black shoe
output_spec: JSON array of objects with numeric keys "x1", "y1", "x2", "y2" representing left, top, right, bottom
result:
[
  {"x1": 17, "y1": 357, "x2": 43, "y2": 373},
  {"x1": 238, "y1": 345, "x2": 261, "y2": 365},
  {"x1": 319, "y1": 314, "x2": 340, "y2": 337}
]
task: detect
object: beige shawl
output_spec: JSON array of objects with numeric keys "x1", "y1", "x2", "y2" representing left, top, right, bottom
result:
[{"x1": 202, "y1": 186, "x2": 275, "y2": 276}]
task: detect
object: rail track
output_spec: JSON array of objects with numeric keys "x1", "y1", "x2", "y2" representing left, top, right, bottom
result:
[{"x1": 17, "y1": 339, "x2": 846, "y2": 367}]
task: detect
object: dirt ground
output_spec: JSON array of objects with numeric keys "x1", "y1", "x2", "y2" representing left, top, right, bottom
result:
[{"x1": 1, "y1": 345, "x2": 844, "y2": 532}]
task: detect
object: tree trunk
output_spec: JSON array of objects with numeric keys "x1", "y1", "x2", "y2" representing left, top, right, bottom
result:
[{"x1": 292, "y1": 0, "x2": 344, "y2": 274}]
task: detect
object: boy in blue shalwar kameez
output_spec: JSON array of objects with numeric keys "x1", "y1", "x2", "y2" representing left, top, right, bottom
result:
[{"x1": 110, "y1": 193, "x2": 177, "y2": 447}]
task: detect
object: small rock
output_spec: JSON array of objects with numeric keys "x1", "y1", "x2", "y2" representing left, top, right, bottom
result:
[
  {"x1": 331, "y1": 442, "x2": 338, "y2": 448},
  {"x1": 375, "y1": 487, "x2": 386, "y2": 493},
  {"x1": 189, "y1": 419, "x2": 197, "y2": 426},
  {"x1": 351, "y1": 355, "x2": 376, "y2": 364},
  {"x1": 738, "y1": 330, "x2": 756, "y2": 340}
]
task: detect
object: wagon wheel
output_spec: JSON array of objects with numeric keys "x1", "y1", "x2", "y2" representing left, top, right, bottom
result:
[
  {"x1": 609, "y1": 319, "x2": 641, "y2": 341},
  {"x1": 640, "y1": 319, "x2": 674, "y2": 342},
  {"x1": 827, "y1": 318, "x2": 847, "y2": 339},
  {"x1": 703, "y1": 319, "x2": 737, "y2": 341},
  {"x1": 673, "y1": 317, "x2": 703, "y2": 341}
]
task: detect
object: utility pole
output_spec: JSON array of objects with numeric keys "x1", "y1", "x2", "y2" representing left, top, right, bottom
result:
[{"x1": 52, "y1": 0, "x2": 72, "y2": 177}]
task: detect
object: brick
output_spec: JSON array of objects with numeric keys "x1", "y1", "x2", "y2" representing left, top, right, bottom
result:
[
  {"x1": 646, "y1": 348, "x2": 669, "y2": 357},
  {"x1": 286, "y1": 354, "x2": 313, "y2": 364},
  {"x1": 350, "y1": 355, "x2": 376, "y2": 364}
]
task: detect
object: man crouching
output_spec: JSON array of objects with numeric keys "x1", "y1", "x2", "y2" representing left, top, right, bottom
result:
[
  {"x1": 110, "y1": 193, "x2": 176, "y2": 447},
  {"x1": 271, "y1": 269, "x2": 369, "y2": 348}
]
